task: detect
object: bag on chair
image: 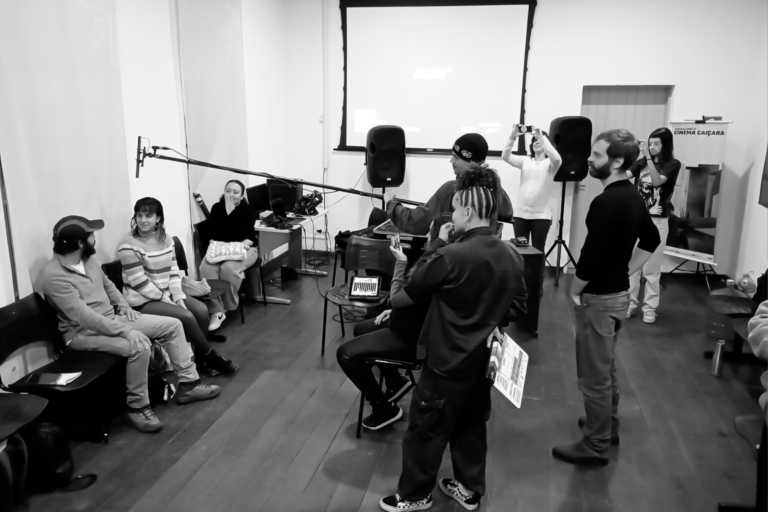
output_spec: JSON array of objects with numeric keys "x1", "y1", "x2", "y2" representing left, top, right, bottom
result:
[
  {"x1": 181, "y1": 276, "x2": 212, "y2": 297},
  {"x1": 205, "y1": 241, "x2": 247, "y2": 264}
]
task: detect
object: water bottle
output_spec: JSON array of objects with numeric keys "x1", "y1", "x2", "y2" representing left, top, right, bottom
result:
[{"x1": 711, "y1": 340, "x2": 725, "y2": 376}]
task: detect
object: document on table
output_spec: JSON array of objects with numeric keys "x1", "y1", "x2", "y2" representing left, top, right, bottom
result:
[{"x1": 487, "y1": 332, "x2": 528, "y2": 408}]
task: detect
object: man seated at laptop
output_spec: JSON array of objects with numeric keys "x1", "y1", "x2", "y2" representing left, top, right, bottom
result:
[
  {"x1": 383, "y1": 133, "x2": 514, "y2": 235},
  {"x1": 41, "y1": 216, "x2": 221, "y2": 433}
]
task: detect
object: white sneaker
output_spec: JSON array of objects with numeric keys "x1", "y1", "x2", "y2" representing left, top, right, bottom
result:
[
  {"x1": 642, "y1": 311, "x2": 656, "y2": 324},
  {"x1": 626, "y1": 304, "x2": 637, "y2": 319},
  {"x1": 209, "y1": 312, "x2": 226, "y2": 331}
]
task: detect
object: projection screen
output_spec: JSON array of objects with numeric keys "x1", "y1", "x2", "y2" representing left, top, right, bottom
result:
[{"x1": 339, "y1": 0, "x2": 536, "y2": 156}]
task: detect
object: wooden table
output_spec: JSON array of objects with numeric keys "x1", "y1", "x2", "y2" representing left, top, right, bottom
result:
[{"x1": 254, "y1": 209, "x2": 329, "y2": 305}]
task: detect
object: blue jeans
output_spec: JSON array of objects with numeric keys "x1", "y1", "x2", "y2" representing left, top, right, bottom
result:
[{"x1": 574, "y1": 291, "x2": 629, "y2": 452}]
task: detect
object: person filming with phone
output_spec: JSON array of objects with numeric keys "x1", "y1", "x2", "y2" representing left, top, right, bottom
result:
[
  {"x1": 501, "y1": 123, "x2": 562, "y2": 294},
  {"x1": 336, "y1": 223, "x2": 456, "y2": 432}
]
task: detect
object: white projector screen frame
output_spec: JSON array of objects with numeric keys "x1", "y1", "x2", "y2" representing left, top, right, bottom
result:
[{"x1": 338, "y1": 0, "x2": 537, "y2": 157}]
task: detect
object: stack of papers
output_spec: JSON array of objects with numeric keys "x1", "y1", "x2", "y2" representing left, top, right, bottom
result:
[{"x1": 28, "y1": 372, "x2": 82, "y2": 386}]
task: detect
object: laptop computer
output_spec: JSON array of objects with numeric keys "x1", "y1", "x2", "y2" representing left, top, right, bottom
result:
[
  {"x1": 268, "y1": 198, "x2": 304, "y2": 226},
  {"x1": 348, "y1": 276, "x2": 383, "y2": 302}
]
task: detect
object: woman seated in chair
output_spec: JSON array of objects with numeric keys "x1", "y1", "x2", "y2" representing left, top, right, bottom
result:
[
  {"x1": 336, "y1": 221, "x2": 455, "y2": 431},
  {"x1": 118, "y1": 197, "x2": 239, "y2": 377},
  {"x1": 199, "y1": 180, "x2": 259, "y2": 331}
]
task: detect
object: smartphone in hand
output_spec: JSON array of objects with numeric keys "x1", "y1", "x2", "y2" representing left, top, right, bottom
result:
[{"x1": 391, "y1": 233, "x2": 401, "y2": 250}]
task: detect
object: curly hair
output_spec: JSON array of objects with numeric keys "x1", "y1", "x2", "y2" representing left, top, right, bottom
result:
[
  {"x1": 130, "y1": 197, "x2": 167, "y2": 243},
  {"x1": 455, "y1": 163, "x2": 500, "y2": 221}
]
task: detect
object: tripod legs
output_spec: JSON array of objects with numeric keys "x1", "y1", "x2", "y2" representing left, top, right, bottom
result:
[
  {"x1": 545, "y1": 239, "x2": 576, "y2": 286},
  {"x1": 544, "y1": 182, "x2": 576, "y2": 286}
]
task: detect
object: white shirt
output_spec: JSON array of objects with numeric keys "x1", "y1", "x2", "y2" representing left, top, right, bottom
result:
[{"x1": 501, "y1": 141, "x2": 557, "y2": 220}]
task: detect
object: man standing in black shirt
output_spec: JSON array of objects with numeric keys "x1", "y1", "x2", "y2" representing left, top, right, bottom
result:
[
  {"x1": 379, "y1": 166, "x2": 526, "y2": 512},
  {"x1": 552, "y1": 129, "x2": 660, "y2": 466}
]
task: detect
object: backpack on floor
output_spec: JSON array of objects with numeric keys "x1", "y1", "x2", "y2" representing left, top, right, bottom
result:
[{"x1": 21, "y1": 422, "x2": 97, "y2": 493}]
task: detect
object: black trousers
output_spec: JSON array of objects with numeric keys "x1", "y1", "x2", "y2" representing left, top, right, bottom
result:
[
  {"x1": 398, "y1": 363, "x2": 492, "y2": 501},
  {"x1": 135, "y1": 297, "x2": 212, "y2": 353},
  {"x1": 336, "y1": 318, "x2": 416, "y2": 404},
  {"x1": 513, "y1": 217, "x2": 552, "y2": 294}
]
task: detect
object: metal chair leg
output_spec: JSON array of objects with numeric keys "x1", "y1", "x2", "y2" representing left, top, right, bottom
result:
[
  {"x1": 332, "y1": 252, "x2": 339, "y2": 287},
  {"x1": 322, "y1": 297, "x2": 329, "y2": 355},
  {"x1": 339, "y1": 306, "x2": 345, "y2": 336},
  {"x1": 357, "y1": 394, "x2": 365, "y2": 438},
  {"x1": 259, "y1": 266, "x2": 267, "y2": 305}
]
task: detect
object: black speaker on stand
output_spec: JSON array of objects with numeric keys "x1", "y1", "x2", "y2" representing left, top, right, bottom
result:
[
  {"x1": 366, "y1": 125, "x2": 406, "y2": 208},
  {"x1": 545, "y1": 116, "x2": 592, "y2": 286}
]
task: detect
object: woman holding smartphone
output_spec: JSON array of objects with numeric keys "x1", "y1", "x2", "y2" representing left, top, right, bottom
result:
[
  {"x1": 626, "y1": 127, "x2": 681, "y2": 323},
  {"x1": 336, "y1": 221, "x2": 454, "y2": 431},
  {"x1": 501, "y1": 123, "x2": 562, "y2": 294}
]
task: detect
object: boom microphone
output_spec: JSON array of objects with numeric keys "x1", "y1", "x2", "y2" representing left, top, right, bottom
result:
[{"x1": 135, "y1": 136, "x2": 142, "y2": 178}]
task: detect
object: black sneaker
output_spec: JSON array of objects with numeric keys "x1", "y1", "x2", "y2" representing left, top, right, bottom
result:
[
  {"x1": 196, "y1": 355, "x2": 220, "y2": 378},
  {"x1": 363, "y1": 402, "x2": 403, "y2": 430},
  {"x1": 205, "y1": 349, "x2": 239, "y2": 375},
  {"x1": 379, "y1": 493, "x2": 432, "y2": 511},
  {"x1": 438, "y1": 478, "x2": 480, "y2": 510},
  {"x1": 383, "y1": 375, "x2": 413, "y2": 404}
]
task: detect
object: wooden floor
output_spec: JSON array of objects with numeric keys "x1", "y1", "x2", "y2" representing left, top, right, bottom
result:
[{"x1": 26, "y1": 263, "x2": 766, "y2": 512}]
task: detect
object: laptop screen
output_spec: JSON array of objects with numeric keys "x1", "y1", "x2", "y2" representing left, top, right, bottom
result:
[{"x1": 270, "y1": 197, "x2": 287, "y2": 219}]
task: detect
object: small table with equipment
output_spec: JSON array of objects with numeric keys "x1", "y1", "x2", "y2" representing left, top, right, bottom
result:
[{"x1": 254, "y1": 208, "x2": 328, "y2": 305}]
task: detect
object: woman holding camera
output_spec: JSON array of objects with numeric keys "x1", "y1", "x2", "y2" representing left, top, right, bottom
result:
[
  {"x1": 199, "y1": 180, "x2": 259, "y2": 331},
  {"x1": 501, "y1": 123, "x2": 562, "y2": 293},
  {"x1": 626, "y1": 127, "x2": 681, "y2": 323}
]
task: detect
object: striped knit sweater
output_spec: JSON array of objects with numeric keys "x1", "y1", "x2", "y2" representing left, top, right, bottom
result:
[{"x1": 117, "y1": 236, "x2": 186, "y2": 307}]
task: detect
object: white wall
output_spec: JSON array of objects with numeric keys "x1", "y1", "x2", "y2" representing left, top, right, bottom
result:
[
  {"x1": 115, "y1": 0, "x2": 193, "y2": 262},
  {"x1": 322, "y1": 0, "x2": 768, "y2": 277},
  {"x1": 735, "y1": 18, "x2": 768, "y2": 279}
]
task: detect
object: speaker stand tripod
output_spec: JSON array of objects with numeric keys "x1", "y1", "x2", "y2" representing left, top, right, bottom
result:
[{"x1": 545, "y1": 182, "x2": 576, "y2": 286}]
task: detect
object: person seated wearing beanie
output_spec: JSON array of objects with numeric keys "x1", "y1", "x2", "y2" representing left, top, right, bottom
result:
[
  {"x1": 383, "y1": 133, "x2": 514, "y2": 236},
  {"x1": 40, "y1": 215, "x2": 221, "y2": 434}
]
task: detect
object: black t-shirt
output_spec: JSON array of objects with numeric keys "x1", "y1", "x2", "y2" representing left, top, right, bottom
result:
[
  {"x1": 629, "y1": 157, "x2": 681, "y2": 218},
  {"x1": 576, "y1": 180, "x2": 661, "y2": 295}
]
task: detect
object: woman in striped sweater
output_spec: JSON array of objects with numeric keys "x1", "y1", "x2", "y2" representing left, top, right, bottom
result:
[{"x1": 118, "y1": 198, "x2": 238, "y2": 377}]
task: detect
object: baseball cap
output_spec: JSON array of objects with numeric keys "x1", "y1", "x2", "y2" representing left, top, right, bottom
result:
[
  {"x1": 452, "y1": 133, "x2": 488, "y2": 163},
  {"x1": 53, "y1": 215, "x2": 104, "y2": 240}
]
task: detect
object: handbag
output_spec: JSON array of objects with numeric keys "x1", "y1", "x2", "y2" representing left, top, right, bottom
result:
[
  {"x1": 181, "y1": 276, "x2": 212, "y2": 297},
  {"x1": 205, "y1": 240, "x2": 247, "y2": 264}
]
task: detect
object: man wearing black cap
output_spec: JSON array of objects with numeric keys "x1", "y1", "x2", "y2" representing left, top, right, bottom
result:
[
  {"x1": 383, "y1": 133, "x2": 513, "y2": 236},
  {"x1": 40, "y1": 216, "x2": 222, "y2": 433}
]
